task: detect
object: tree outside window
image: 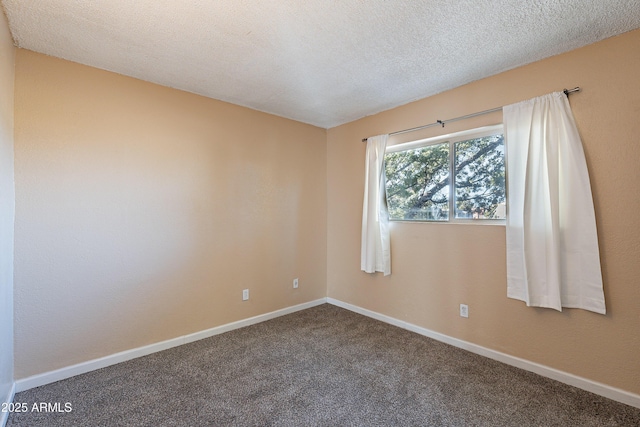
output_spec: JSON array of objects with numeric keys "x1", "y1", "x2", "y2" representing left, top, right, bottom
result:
[{"x1": 385, "y1": 128, "x2": 505, "y2": 222}]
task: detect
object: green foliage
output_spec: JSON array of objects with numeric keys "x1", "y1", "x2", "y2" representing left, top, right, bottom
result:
[
  {"x1": 385, "y1": 134, "x2": 505, "y2": 221},
  {"x1": 454, "y1": 135, "x2": 505, "y2": 219},
  {"x1": 385, "y1": 142, "x2": 450, "y2": 220}
]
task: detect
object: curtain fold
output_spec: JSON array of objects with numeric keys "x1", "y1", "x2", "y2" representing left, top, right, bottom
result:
[
  {"x1": 504, "y1": 92, "x2": 605, "y2": 314},
  {"x1": 361, "y1": 134, "x2": 391, "y2": 276}
]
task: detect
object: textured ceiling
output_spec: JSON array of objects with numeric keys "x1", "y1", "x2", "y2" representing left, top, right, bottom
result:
[{"x1": 2, "y1": 1, "x2": 640, "y2": 128}]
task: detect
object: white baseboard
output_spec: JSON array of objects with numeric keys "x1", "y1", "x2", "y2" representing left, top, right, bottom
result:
[
  {"x1": 1, "y1": 382, "x2": 16, "y2": 427},
  {"x1": 327, "y1": 297, "x2": 640, "y2": 410},
  {"x1": 15, "y1": 298, "x2": 327, "y2": 393},
  {"x1": 14, "y1": 297, "x2": 640, "y2": 410}
]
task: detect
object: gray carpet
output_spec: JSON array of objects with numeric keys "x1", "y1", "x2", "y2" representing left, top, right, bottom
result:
[{"x1": 7, "y1": 304, "x2": 640, "y2": 426}]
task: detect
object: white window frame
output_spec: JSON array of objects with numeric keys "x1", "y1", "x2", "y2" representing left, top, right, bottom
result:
[{"x1": 385, "y1": 124, "x2": 505, "y2": 225}]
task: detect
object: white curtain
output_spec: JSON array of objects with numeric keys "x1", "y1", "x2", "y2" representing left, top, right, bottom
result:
[
  {"x1": 361, "y1": 134, "x2": 391, "y2": 276},
  {"x1": 503, "y1": 92, "x2": 605, "y2": 314}
]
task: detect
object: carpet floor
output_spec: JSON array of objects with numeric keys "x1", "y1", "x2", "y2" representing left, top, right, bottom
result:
[{"x1": 7, "y1": 304, "x2": 640, "y2": 426}]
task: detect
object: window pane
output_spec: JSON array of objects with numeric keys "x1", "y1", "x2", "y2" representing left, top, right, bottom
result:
[
  {"x1": 385, "y1": 142, "x2": 450, "y2": 221},
  {"x1": 454, "y1": 134, "x2": 505, "y2": 219}
]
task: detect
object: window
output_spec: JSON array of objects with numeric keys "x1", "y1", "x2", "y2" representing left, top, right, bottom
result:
[{"x1": 385, "y1": 125, "x2": 505, "y2": 222}]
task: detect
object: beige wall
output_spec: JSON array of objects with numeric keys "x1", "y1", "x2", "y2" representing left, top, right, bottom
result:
[
  {"x1": 13, "y1": 50, "x2": 327, "y2": 378},
  {"x1": 327, "y1": 29, "x2": 640, "y2": 395},
  {"x1": 10, "y1": 24, "x2": 640, "y2": 398},
  {"x1": 0, "y1": 7, "x2": 15, "y2": 405}
]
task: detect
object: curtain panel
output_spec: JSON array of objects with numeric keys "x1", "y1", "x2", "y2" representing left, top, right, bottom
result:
[
  {"x1": 361, "y1": 134, "x2": 391, "y2": 276},
  {"x1": 503, "y1": 92, "x2": 605, "y2": 314}
]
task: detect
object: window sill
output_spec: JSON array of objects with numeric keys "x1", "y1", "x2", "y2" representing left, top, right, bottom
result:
[{"x1": 390, "y1": 219, "x2": 505, "y2": 226}]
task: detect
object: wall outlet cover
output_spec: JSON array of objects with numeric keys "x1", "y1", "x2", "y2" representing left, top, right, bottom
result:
[{"x1": 460, "y1": 304, "x2": 469, "y2": 318}]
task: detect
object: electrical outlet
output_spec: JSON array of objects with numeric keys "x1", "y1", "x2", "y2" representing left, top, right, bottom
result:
[
  {"x1": 293, "y1": 278, "x2": 299, "y2": 289},
  {"x1": 460, "y1": 304, "x2": 469, "y2": 318},
  {"x1": 242, "y1": 289, "x2": 249, "y2": 301}
]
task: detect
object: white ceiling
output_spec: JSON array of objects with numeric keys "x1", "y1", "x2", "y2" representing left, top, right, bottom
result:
[{"x1": 2, "y1": 1, "x2": 640, "y2": 128}]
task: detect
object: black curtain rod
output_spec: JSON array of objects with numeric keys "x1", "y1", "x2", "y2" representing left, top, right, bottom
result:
[{"x1": 362, "y1": 87, "x2": 581, "y2": 142}]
